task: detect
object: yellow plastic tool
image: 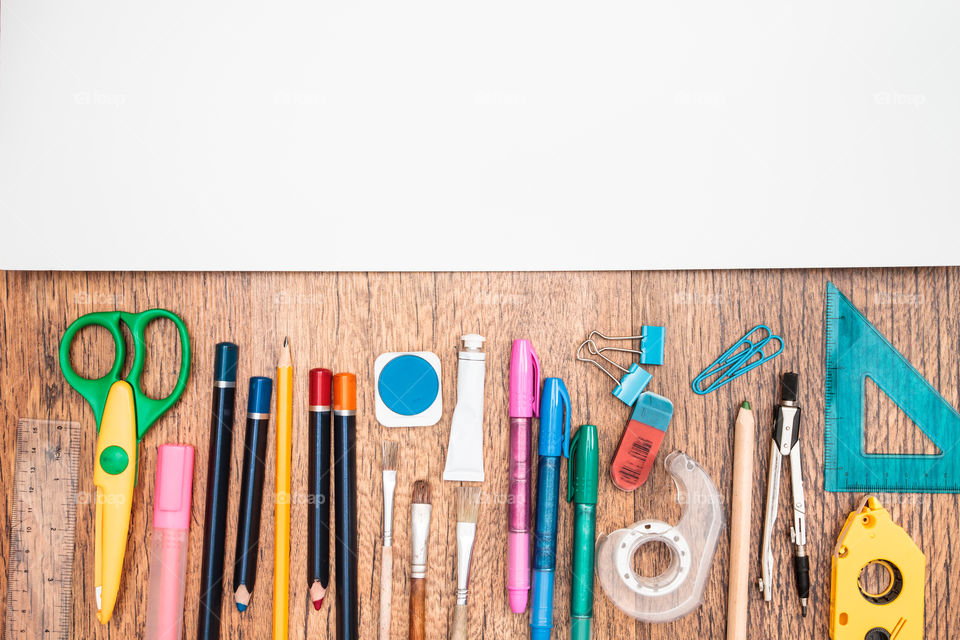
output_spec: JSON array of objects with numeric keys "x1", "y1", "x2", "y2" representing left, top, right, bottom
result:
[
  {"x1": 93, "y1": 381, "x2": 137, "y2": 621},
  {"x1": 59, "y1": 310, "x2": 190, "y2": 623},
  {"x1": 830, "y1": 496, "x2": 925, "y2": 640}
]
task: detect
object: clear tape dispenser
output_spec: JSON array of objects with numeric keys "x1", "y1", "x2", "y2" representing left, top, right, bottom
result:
[{"x1": 596, "y1": 451, "x2": 724, "y2": 622}]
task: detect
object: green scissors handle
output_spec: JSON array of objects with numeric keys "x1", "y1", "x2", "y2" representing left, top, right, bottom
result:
[{"x1": 59, "y1": 309, "x2": 191, "y2": 440}]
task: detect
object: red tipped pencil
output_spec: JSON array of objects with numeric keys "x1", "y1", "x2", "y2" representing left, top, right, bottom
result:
[{"x1": 308, "y1": 368, "x2": 332, "y2": 611}]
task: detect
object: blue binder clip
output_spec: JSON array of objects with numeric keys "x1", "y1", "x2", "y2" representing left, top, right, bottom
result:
[
  {"x1": 586, "y1": 328, "x2": 665, "y2": 366},
  {"x1": 691, "y1": 325, "x2": 784, "y2": 395},
  {"x1": 576, "y1": 336, "x2": 653, "y2": 406}
]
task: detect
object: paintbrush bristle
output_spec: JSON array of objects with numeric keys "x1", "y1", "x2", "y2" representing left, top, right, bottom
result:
[
  {"x1": 412, "y1": 479, "x2": 431, "y2": 505},
  {"x1": 381, "y1": 441, "x2": 399, "y2": 471},
  {"x1": 456, "y1": 486, "x2": 481, "y2": 523}
]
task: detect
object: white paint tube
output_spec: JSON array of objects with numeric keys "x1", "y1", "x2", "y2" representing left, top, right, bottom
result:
[{"x1": 443, "y1": 334, "x2": 487, "y2": 482}]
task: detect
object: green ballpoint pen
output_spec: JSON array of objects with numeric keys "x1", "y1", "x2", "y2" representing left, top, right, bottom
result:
[{"x1": 568, "y1": 424, "x2": 599, "y2": 640}]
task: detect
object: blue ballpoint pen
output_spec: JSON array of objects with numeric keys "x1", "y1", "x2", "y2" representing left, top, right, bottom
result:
[{"x1": 530, "y1": 377, "x2": 571, "y2": 640}]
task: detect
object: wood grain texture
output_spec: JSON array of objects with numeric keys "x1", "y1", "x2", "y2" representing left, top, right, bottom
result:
[{"x1": 1, "y1": 269, "x2": 958, "y2": 639}]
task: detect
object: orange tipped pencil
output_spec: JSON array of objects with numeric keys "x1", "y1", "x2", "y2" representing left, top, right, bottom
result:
[
  {"x1": 333, "y1": 373, "x2": 359, "y2": 640},
  {"x1": 273, "y1": 339, "x2": 293, "y2": 640}
]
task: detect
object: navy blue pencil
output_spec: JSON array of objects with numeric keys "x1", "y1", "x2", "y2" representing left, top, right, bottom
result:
[
  {"x1": 233, "y1": 376, "x2": 272, "y2": 612},
  {"x1": 198, "y1": 343, "x2": 238, "y2": 640}
]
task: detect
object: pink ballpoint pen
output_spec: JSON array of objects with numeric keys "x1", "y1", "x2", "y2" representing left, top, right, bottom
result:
[{"x1": 508, "y1": 339, "x2": 541, "y2": 614}]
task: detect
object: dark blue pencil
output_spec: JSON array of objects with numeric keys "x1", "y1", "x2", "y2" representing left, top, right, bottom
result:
[
  {"x1": 198, "y1": 343, "x2": 238, "y2": 640},
  {"x1": 233, "y1": 376, "x2": 272, "y2": 612}
]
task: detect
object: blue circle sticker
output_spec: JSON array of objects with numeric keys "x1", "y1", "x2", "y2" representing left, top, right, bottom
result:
[{"x1": 378, "y1": 354, "x2": 439, "y2": 416}]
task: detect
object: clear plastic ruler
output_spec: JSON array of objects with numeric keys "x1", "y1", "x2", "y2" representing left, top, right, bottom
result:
[
  {"x1": 5, "y1": 418, "x2": 80, "y2": 640},
  {"x1": 825, "y1": 283, "x2": 960, "y2": 492}
]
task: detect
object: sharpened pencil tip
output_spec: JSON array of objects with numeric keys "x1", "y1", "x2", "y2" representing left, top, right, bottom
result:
[
  {"x1": 234, "y1": 584, "x2": 251, "y2": 611},
  {"x1": 741, "y1": 400, "x2": 751, "y2": 410},
  {"x1": 309, "y1": 581, "x2": 325, "y2": 611}
]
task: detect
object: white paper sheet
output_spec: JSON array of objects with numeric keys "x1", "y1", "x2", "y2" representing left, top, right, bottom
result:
[{"x1": 1, "y1": 1, "x2": 958, "y2": 270}]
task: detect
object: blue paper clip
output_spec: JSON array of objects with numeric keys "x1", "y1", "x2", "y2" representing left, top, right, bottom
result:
[
  {"x1": 576, "y1": 337, "x2": 652, "y2": 406},
  {"x1": 691, "y1": 325, "x2": 784, "y2": 395}
]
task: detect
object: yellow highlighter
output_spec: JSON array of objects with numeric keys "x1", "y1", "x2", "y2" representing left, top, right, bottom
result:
[{"x1": 60, "y1": 310, "x2": 191, "y2": 623}]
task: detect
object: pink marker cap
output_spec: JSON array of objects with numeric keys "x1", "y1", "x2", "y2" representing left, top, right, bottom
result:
[
  {"x1": 509, "y1": 339, "x2": 541, "y2": 418},
  {"x1": 153, "y1": 444, "x2": 195, "y2": 530}
]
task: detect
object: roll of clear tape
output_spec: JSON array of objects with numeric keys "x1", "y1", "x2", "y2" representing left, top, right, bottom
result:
[{"x1": 596, "y1": 451, "x2": 724, "y2": 623}]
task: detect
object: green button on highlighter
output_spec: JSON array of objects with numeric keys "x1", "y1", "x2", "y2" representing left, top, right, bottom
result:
[{"x1": 100, "y1": 445, "x2": 129, "y2": 475}]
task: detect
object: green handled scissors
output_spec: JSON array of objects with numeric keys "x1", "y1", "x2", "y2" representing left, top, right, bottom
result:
[{"x1": 59, "y1": 309, "x2": 190, "y2": 624}]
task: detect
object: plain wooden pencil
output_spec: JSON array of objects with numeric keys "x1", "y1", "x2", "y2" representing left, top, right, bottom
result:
[{"x1": 726, "y1": 401, "x2": 756, "y2": 640}]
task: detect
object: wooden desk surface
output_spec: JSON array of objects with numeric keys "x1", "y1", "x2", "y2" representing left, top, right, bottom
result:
[{"x1": 1, "y1": 269, "x2": 958, "y2": 639}]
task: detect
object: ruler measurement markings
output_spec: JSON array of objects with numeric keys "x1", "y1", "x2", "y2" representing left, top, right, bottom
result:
[
  {"x1": 5, "y1": 419, "x2": 80, "y2": 640},
  {"x1": 824, "y1": 284, "x2": 960, "y2": 492}
]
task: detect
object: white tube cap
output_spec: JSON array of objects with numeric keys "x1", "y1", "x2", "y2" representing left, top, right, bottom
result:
[{"x1": 461, "y1": 334, "x2": 486, "y2": 350}]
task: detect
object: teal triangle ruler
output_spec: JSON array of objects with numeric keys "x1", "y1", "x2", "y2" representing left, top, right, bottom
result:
[{"x1": 825, "y1": 282, "x2": 960, "y2": 492}]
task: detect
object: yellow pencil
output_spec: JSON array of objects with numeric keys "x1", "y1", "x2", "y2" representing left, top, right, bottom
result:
[{"x1": 274, "y1": 338, "x2": 293, "y2": 640}]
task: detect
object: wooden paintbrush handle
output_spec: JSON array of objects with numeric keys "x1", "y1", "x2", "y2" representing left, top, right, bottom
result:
[
  {"x1": 380, "y1": 545, "x2": 393, "y2": 640},
  {"x1": 409, "y1": 576, "x2": 426, "y2": 640},
  {"x1": 450, "y1": 603, "x2": 468, "y2": 640}
]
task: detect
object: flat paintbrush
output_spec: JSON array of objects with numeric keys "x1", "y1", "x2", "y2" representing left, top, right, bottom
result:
[
  {"x1": 409, "y1": 480, "x2": 433, "y2": 640},
  {"x1": 379, "y1": 442, "x2": 399, "y2": 640},
  {"x1": 451, "y1": 487, "x2": 481, "y2": 640}
]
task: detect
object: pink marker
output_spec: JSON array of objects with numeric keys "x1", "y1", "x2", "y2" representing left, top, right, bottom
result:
[
  {"x1": 145, "y1": 444, "x2": 195, "y2": 640},
  {"x1": 508, "y1": 339, "x2": 540, "y2": 614}
]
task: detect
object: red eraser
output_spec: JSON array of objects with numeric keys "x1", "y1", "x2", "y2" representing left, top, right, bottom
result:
[
  {"x1": 611, "y1": 392, "x2": 673, "y2": 491},
  {"x1": 309, "y1": 368, "x2": 333, "y2": 406},
  {"x1": 611, "y1": 420, "x2": 668, "y2": 491}
]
